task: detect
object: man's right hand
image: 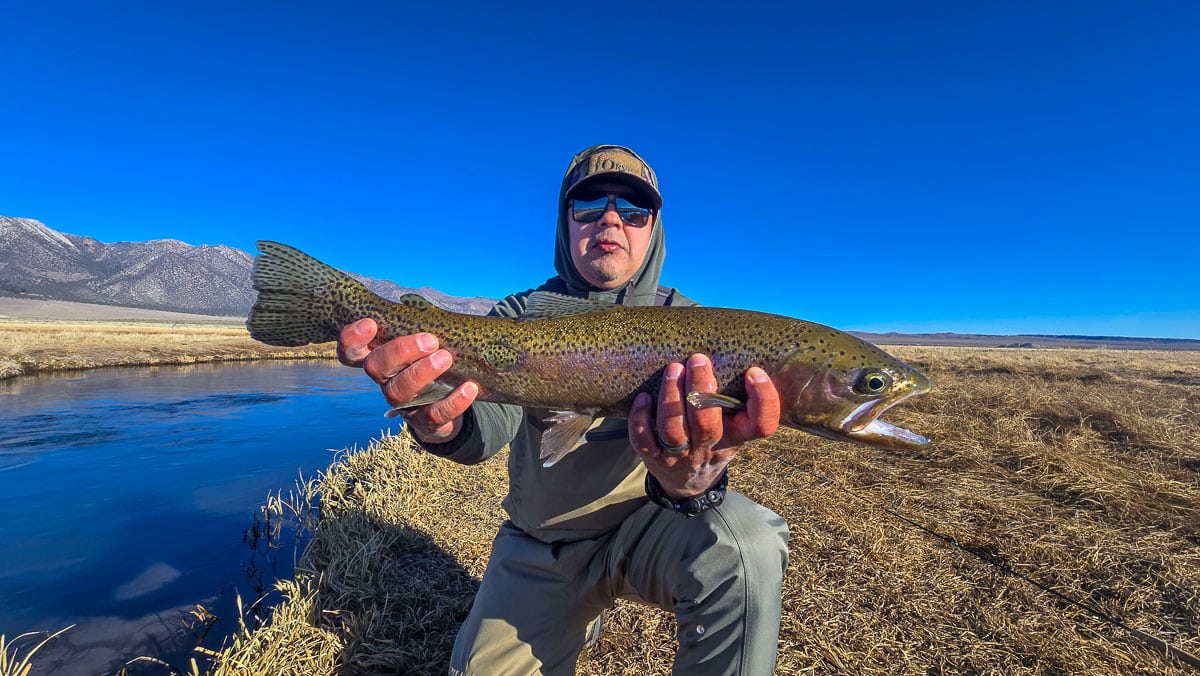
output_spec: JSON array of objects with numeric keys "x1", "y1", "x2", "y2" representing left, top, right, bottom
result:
[{"x1": 337, "y1": 318, "x2": 478, "y2": 444}]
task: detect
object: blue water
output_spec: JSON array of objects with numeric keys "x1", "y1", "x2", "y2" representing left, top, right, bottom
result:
[{"x1": 0, "y1": 361, "x2": 391, "y2": 674}]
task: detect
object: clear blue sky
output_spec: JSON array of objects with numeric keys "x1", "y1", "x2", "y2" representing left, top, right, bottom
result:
[{"x1": 2, "y1": 2, "x2": 1197, "y2": 339}]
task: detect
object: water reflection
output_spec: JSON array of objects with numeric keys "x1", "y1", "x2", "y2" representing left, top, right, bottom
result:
[{"x1": 0, "y1": 361, "x2": 389, "y2": 674}]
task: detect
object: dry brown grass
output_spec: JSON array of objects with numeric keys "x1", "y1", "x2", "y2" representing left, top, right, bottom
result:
[
  {"x1": 189, "y1": 346, "x2": 1200, "y2": 675},
  {"x1": 0, "y1": 321, "x2": 333, "y2": 379}
]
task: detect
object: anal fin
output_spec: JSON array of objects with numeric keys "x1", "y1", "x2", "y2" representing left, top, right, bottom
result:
[{"x1": 539, "y1": 410, "x2": 597, "y2": 467}]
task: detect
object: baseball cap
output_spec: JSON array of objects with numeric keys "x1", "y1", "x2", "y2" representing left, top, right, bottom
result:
[{"x1": 563, "y1": 145, "x2": 662, "y2": 210}]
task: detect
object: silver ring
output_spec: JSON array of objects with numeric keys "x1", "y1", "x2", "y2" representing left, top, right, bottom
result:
[{"x1": 656, "y1": 430, "x2": 690, "y2": 453}]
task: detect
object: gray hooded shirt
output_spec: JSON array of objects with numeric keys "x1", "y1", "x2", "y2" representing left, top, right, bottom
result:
[{"x1": 417, "y1": 146, "x2": 695, "y2": 543}]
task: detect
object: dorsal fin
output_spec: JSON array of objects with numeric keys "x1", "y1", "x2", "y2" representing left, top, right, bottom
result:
[
  {"x1": 519, "y1": 291, "x2": 619, "y2": 321},
  {"x1": 398, "y1": 293, "x2": 436, "y2": 309}
]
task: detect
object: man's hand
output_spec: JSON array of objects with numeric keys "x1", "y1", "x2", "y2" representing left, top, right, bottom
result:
[
  {"x1": 629, "y1": 354, "x2": 780, "y2": 499},
  {"x1": 338, "y1": 318, "x2": 478, "y2": 444}
]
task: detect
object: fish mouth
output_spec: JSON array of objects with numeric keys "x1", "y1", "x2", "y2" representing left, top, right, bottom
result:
[
  {"x1": 800, "y1": 384, "x2": 930, "y2": 452},
  {"x1": 844, "y1": 417, "x2": 930, "y2": 450},
  {"x1": 801, "y1": 410, "x2": 929, "y2": 451},
  {"x1": 843, "y1": 392, "x2": 929, "y2": 450}
]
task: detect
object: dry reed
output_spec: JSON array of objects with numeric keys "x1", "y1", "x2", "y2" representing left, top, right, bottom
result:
[
  {"x1": 0, "y1": 626, "x2": 73, "y2": 676},
  {"x1": 185, "y1": 346, "x2": 1199, "y2": 675}
]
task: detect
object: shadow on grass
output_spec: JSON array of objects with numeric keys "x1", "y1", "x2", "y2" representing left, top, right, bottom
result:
[{"x1": 302, "y1": 506, "x2": 480, "y2": 675}]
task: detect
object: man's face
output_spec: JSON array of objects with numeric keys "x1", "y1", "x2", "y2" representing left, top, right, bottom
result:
[{"x1": 566, "y1": 183, "x2": 656, "y2": 290}]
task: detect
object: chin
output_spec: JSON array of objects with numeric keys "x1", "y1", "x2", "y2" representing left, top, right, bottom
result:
[{"x1": 579, "y1": 264, "x2": 629, "y2": 289}]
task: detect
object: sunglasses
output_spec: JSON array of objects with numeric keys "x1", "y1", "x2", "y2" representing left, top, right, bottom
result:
[{"x1": 569, "y1": 194, "x2": 653, "y2": 227}]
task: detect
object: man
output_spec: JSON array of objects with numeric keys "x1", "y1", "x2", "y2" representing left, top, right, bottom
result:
[{"x1": 338, "y1": 145, "x2": 790, "y2": 675}]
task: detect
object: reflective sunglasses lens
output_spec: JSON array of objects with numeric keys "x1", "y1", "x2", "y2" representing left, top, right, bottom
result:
[
  {"x1": 571, "y1": 196, "x2": 652, "y2": 226},
  {"x1": 571, "y1": 197, "x2": 609, "y2": 222},
  {"x1": 613, "y1": 198, "x2": 650, "y2": 227}
]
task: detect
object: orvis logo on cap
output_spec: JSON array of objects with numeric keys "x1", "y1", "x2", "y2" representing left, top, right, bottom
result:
[{"x1": 574, "y1": 150, "x2": 655, "y2": 186}]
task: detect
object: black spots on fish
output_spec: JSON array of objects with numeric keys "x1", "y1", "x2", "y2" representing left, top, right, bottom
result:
[
  {"x1": 792, "y1": 338, "x2": 825, "y2": 362},
  {"x1": 813, "y1": 336, "x2": 830, "y2": 358},
  {"x1": 482, "y1": 340, "x2": 522, "y2": 371},
  {"x1": 622, "y1": 322, "x2": 661, "y2": 344}
]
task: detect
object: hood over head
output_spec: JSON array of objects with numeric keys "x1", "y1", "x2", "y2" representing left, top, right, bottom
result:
[{"x1": 552, "y1": 144, "x2": 667, "y2": 306}]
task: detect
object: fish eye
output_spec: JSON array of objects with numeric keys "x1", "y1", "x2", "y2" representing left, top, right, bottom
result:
[{"x1": 855, "y1": 370, "x2": 892, "y2": 395}]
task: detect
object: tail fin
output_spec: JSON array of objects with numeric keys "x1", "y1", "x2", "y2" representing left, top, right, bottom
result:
[{"x1": 247, "y1": 241, "x2": 372, "y2": 347}]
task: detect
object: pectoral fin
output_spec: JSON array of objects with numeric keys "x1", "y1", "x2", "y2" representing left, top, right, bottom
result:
[
  {"x1": 383, "y1": 381, "x2": 455, "y2": 418},
  {"x1": 686, "y1": 391, "x2": 746, "y2": 411},
  {"x1": 539, "y1": 410, "x2": 597, "y2": 467}
]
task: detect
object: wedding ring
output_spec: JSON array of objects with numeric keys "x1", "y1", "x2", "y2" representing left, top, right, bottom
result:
[{"x1": 656, "y1": 430, "x2": 690, "y2": 453}]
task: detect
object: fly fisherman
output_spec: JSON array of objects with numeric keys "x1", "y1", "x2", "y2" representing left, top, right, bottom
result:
[{"x1": 337, "y1": 145, "x2": 790, "y2": 675}]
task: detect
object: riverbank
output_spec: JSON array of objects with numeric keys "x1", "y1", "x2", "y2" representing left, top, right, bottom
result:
[
  {"x1": 192, "y1": 345, "x2": 1199, "y2": 674},
  {"x1": 0, "y1": 320, "x2": 334, "y2": 380}
]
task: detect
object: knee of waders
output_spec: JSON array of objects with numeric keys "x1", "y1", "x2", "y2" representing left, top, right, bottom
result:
[
  {"x1": 672, "y1": 494, "x2": 790, "y2": 601},
  {"x1": 715, "y1": 492, "x2": 790, "y2": 573}
]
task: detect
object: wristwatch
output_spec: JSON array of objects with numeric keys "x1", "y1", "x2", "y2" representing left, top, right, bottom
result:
[{"x1": 645, "y1": 468, "x2": 728, "y2": 518}]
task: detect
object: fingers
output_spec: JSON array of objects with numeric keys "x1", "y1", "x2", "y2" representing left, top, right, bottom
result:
[
  {"x1": 338, "y1": 322, "x2": 476, "y2": 445},
  {"x1": 643, "y1": 355, "x2": 779, "y2": 460},
  {"x1": 377, "y1": 348, "x2": 451, "y2": 409},
  {"x1": 723, "y1": 367, "x2": 781, "y2": 445},
  {"x1": 656, "y1": 362, "x2": 689, "y2": 451},
  {"x1": 633, "y1": 355, "x2": 734, "y2": 499},
  {"x1": 363, "y1": 331, "x2": 438, "y2": 386},
  {"x1": 629, "y1": 392, "x2": 656, "y2": 453},
  {"x1": 337, "y1": 318, "x2": 379, "y2": 366},
  {"x1": 637, "y1": 354, "x2": 723, "y2": 459},
  {"x1": 683, "y1": 354, "x2": 723, "y2": 451},
  {"x1": 402, "y1": 381, "x2": 479, "y2": 443},
  {"x1": 746, "y1": 367, "x2": 781, "y2": 437}
]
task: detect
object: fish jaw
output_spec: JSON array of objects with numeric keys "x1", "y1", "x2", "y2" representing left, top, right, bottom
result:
[
  {"x1": 798, "y1": 417, "x2": 930, "y2": 451},
  {"x1": 779, "y1": 359, "x2": 932, "y2": 452},
  {"x1": 847, "y1": 418, "x2": 930, "y2": 450},
  {"x1": 838, "y1": 389, "x2": 931, "y2": 450}
]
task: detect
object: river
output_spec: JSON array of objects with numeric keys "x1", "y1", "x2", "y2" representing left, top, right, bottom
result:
[{"x1": 0, "y1": 361, "x2": 390, "y2": 674}]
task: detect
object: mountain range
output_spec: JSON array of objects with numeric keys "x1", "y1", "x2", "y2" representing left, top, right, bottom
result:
[
  {"x1": 0, "y1": 215, "x2": 495, "y2": 316},
  {"x1": 4, "y1": 215, "x2": 1198, "y2": 350}
]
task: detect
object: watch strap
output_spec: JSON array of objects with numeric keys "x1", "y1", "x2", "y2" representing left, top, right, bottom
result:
[{"x1": 644, "y1": 467, "x2": 728, "y2": 518}]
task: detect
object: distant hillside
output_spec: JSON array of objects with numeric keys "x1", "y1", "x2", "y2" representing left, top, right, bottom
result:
[
  {"x1": 854, "y1": 331, "x2": 1200, "y2": 351},
  {"x1": 0, "y1": 216, "x2": 495, "y2": 316}
]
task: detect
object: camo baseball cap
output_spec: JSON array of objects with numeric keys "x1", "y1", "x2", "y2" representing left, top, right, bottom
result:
[{"x1": 563, "y1": 145, "x2": 662, "y2": 209}]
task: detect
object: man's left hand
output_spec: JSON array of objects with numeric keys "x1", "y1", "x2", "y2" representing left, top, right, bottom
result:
[{"x1": 629, "y1": 354, "x2": 780, "y2": 499}]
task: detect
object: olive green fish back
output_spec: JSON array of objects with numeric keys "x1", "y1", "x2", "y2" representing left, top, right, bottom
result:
[{"x1": 483, "y1": 301, "x2": 901, "y2": 412}]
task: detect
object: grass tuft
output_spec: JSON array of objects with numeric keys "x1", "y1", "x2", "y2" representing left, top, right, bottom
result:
[{"x1": 1, "y1": 626, "x2": 73, "y2": 676}]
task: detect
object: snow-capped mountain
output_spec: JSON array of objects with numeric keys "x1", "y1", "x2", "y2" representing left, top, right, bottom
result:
[{"x1": 0, "y1": 216, "x2": 494, "y2": 316}]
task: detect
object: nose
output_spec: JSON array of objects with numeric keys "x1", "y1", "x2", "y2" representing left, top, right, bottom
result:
[{"x1": 597, "y1": 200, "x2": 625, "y2": 228}]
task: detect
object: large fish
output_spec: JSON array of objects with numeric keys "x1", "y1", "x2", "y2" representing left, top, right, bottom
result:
[{"x1": 247, "y1": 241, "x2": 932, "y2": 465}]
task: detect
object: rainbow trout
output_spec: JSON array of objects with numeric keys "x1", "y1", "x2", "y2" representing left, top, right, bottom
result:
[{"x1": 247, "y1": 241, "x2": 932, "y2": 465}]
